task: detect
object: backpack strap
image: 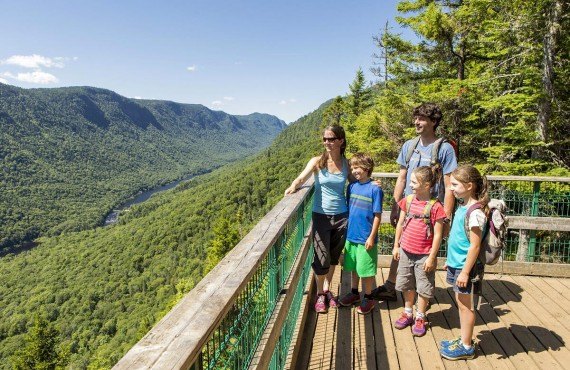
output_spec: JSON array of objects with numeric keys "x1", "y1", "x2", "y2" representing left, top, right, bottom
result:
[
  {"x1": 403, "y1": 195, "x2": 437, "y2": 239},
  {"x1": 404, "y1": 136, "x2": 421, "y2": 169},
  {"x1": 402, "y1": 194, "x2": 416, "y2": 232},
  {"x1": 423, "y1": 198, "x2": 438, "y2": 238},
  {"x1": 464, "y1": 203, "x2": 482, "y2": 241},
  {"x1": 430, "y1": 137, "x2": 445, "y2": 166}
]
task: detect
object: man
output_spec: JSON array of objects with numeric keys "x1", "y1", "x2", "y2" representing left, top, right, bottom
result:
[{"x1": 373, "y1": 103, "x2": 457, "y2": 301}]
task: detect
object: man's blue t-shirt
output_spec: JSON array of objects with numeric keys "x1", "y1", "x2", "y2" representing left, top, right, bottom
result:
[
  {"x1": 346, "y1": 180, "x2": 383, "y2": 244},
  {"x1": 396, "y1": 139, "x2": 457, "y2": 202}
]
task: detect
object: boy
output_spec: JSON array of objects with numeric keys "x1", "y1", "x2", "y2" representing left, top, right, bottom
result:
[{"x1": 339, "y1": 153, "x2": 383, "y2": 314}]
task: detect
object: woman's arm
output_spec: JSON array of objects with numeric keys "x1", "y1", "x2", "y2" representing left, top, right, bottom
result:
[{"x1": 284, "y1": 156, "x2": 319, "y2": 195}]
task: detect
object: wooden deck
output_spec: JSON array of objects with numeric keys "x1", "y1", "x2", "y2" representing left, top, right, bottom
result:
[{"x1": 293, "y1": 267, "x2": 570, "y2": 370}]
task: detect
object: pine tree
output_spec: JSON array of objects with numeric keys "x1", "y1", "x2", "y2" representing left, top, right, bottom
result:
[{"x1": 348, "y1": 68, "x2": 373, "y2": 117}]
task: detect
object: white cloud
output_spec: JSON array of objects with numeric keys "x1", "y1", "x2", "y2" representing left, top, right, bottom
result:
[
  {"x1": 187, "y1": 65, "x2": 197, "y2": 72},
  {"x1": 279, "y1": 98, "x2": 297, "y2": 105},
  {"x1": 133, "y1": 96, "x2": 143, "y2": 99},
  {"x1": 211, "y1": 100, "x2": 222, "y2": 107},
  {"x1": 1, "y1": 54, "x2": 66, "y2": 69},
  {"x1": 289, "y1": 98, "x2": 297, "y2": 103},
  {"x1": 13, "y1": 71, "x2": 58, "y2": 84},
  {"x1": 279, "y1": 100, "x2": 287, "y2": 105},
  {"x1": 223, "y1": 96, "x2": 234, "y2": 101},
  {"x1": 0, "y1": 77, "x2": 8, "y2": 84}
]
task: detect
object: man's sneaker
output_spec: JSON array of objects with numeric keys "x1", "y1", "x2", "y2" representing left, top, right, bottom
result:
[
  {"x1": 315, "y1": 294, "x2": 328, "y2": 313},
  {"x1": 325, "y1": 291, "x2": 339, "y2": 309},
  {"x1": 440, "y1": 337, "x2": 462, "y2": 349},
  {"x1": 440, "y1": 341, "x2": 476, "y2": 360},
  {"x1": 357, "y1": 297, "x2": 376, "y2": 315},
  {"x1": 412, "y1": 317, "x2": 427, "y2": 336},
  {"x1": 339, "y1": 292, "x2": 361, "y2": 307},
  {"x1": 394, "y1": 312, "x2": 414, "y2": 329},
  {"x1": 371, "y1": 285, "x2": 397, "y2": 301}
]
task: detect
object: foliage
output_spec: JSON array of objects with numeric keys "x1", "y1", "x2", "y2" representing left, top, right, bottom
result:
[
  {"x1": 0, "y1": 84, "x2": 285, "y2": 251},
  {"x1": 0, "y1": 101, "x2": 324, "y2": 368}
]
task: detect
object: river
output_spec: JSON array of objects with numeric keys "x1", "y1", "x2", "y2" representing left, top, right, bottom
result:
[{"x1": 103, "y1": 174, "x2": 198, "y2": 226}]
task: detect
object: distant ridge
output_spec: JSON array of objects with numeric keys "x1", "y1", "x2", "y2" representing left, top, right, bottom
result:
[{"x1": 0, "y1": 83, "x2": 286, "y2": 249}]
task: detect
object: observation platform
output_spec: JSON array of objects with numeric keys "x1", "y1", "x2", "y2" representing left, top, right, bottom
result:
[
  {"x1": 115, "y1": 174, "x2": 570, "y2": 370},
  {"x1": 297, "y1": 267, "x2": 570, "y2": 370}
]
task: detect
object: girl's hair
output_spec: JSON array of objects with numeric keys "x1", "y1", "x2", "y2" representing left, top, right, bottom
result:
[
  {"x1": 452, "y1": 165, "x2": 490, "y2": 213},
  {"x1": 318, "y1": 125, "x2": 347, "y2": 169},
  {"x1": 349, "y1": 153, "x2": 374, "y2": 176},
  {"x1": 412, "y1": 166, "x2": 438, "y2": 189}
]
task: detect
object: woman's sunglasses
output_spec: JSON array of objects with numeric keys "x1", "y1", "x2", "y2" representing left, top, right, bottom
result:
[{"x1": 322, "y1": 137, "x2": 339, "y2": 142}]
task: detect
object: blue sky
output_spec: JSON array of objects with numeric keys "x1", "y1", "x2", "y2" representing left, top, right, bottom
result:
[{"x1": 1, "y1": 0, "x2": 409, "y2": 123}]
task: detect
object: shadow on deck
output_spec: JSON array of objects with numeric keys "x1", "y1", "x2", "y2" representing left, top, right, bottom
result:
[{"x1": 293, "y1": 268, "x2": 570, "y2": 370}]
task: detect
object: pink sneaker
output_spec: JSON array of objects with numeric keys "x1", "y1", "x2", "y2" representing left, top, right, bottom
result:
[
  {"x1": 412, "y1": 317, "x2": 427, "y2": 336},
  {"x1": 315, "y1": 294, "x2": 328, "y2": 313},
  {"x1": 325, "y1": 291, "x2": 339, "y2": 309},
  {"x1": 339, "y1": 292, "x2": 361, "y2": 307},
  {"x1": 394, "y1": 312, "x2": 414, "y2": 329}
]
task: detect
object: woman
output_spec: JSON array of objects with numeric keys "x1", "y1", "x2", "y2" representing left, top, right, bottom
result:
[{"x1": 285, "y1": 125, "x2": 352, "y2": 313}]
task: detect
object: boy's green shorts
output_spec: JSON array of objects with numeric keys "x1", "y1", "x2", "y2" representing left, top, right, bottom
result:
[{"x1": 343, "y1": 240, "x2": 378, "y2": 278}]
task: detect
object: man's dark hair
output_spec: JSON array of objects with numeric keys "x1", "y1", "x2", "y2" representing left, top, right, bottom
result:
[{"x1": 413, "y1": 103, "x2": 443, "y2": 130}]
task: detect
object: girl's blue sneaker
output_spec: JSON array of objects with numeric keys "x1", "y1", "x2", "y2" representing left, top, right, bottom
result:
[
  {"x1": 439, "y1": 337, "x2": 461, "y2": 349},
  {"x1": 440, "y1": 341, "x2": 475, "y2": 360}
]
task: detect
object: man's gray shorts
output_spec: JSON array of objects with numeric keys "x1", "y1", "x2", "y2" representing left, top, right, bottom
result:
[{"x1": 395, "y1": 248, "x2": 435, "y2": 298}]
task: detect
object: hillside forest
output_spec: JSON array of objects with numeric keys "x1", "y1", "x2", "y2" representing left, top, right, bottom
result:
[{"x1": 0, "y1": 0, "x2": 568, "y2": 368}]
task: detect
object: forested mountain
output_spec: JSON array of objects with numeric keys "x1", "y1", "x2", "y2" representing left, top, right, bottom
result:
[
  {"x1": 0, "y1": 83, "x2": 286, "y2": 250},
  {"x1": 0, "y1": 98, "x2": 323, "y2": 368}
]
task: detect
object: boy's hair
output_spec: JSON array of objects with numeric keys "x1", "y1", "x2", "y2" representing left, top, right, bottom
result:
[
  {"x1": 452, "y1": 165, "x2": 490, "y2": 212},
  {"x1": 349, "y1": 153, "x2": 374, "y2": 176},
  {"x1": 412, "y1": 166, "x2": 438, "y2": 189},
  {"x1": 413, "y1": 103, "x2": 443, "y2": 130}
]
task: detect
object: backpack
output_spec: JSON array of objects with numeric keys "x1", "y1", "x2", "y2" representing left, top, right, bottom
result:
[
  {"x1": 464, "y1": 199, "x2": 508, "y2": 265},
  {"x1": 404, "y1": 136, "x2": 458, "y2": 200},
  {"x1": 402, "y1": 194, "x2": 439, "y2": 239}
]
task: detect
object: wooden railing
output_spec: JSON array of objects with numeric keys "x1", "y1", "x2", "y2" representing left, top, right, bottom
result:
[
  {"x1": 114, "y1": 174, "x2": 569, "y2": 369},
  {"x1": 114, "y1": 179, "x2": 315, "y2": 369}
]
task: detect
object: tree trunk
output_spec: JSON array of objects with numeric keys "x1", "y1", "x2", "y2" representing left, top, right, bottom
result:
[{"x1": 537, "y1": 0, "x2": 561, "y2": 144}]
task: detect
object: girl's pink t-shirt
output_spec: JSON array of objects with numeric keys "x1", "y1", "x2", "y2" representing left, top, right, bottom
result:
[{"x1": 398, "y1": 197, "x2": 447, "y2": 255}]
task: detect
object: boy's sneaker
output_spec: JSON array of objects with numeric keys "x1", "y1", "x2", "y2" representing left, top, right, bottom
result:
[
  {"x1": 357, "y1": 297, "x2": 376, "y2": 315},
  {"x1": 339, "y1": 292, "x2": 361, "y2": 307},
  {"x1": 325, "y1": 291, "x2": 339, "y2": 309},
  {"x1": 371, "y1": 285, "x2": 397, "y2": 301},
  {"x1": 394, "y1": 312, "x2": 414, "y2": 329},
  {"x1": 440, "y1": 342, "x2": 476, "y2": 360},
  {"x1": 412, "y1": 317, "x2": 427, "y2": 336},
  {"x1": 440, "y1": 337, "x2": 462, "y2": 349},
  {"x1": 315, "y1": 294, "x2": 328, "y2": 313}
]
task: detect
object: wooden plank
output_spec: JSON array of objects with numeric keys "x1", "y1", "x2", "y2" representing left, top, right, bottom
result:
[
  {"x1": 492, "y1": 275, "x2": 570, "y2": 353},
  {"x1": 374, "y1": 268, "x2": 401, "y2": 369},
  {"x1": 540, "y1": 277, "x2": 570, "y2": 301},
  {"x1": 484, "y1": 278, "x2": 566, "y2": 369},
  {"x1": 509, "y1": 275, "x2": 570, "y2": 333},
  {"x1": 335, "y1": 270, "x2": 352, "y2": 369},
  {"x1": 508, "y1": 216, "x2": 570, "y2": 231},
  {"x1": 383, "y1": 270, "x2": 424, "y2": 369}
]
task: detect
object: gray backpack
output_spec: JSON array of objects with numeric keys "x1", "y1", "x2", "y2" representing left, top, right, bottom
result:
[{"x1": 464, "y1": 199, "x2": 508, "y2": 265}]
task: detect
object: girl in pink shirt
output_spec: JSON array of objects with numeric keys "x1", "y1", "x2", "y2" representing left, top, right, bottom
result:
[{"x1": 392, "y1": 166, "x2": 446, "y2": 336}]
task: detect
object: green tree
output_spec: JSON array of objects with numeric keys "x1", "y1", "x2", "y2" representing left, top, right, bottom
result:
[
  {"x1": 348, "y1": 68, "x2": 373, "y2": 117},
  {"x1": 11, "y1": 315, "x2": 67, "y2": 369},
  {"x1": 205, "y1": 217, "x2": 241, "y2": 272},
  {"x1": 321, "y1": 96, "x2": 347, "y2": 127}
]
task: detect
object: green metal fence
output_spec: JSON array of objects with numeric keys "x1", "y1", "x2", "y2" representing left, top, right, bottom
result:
[
  {"x1": 196, "y1": 191, "x2": 314, "y2": 370},
  {"x1": 372, "y1": 173, "x2": 570, "y2": 263}
]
